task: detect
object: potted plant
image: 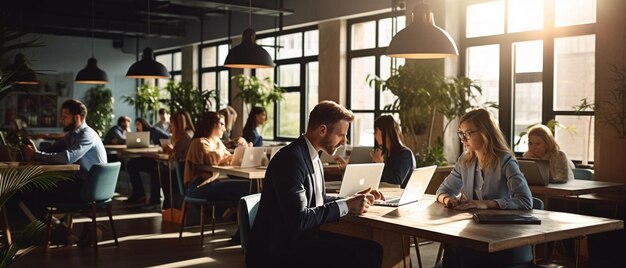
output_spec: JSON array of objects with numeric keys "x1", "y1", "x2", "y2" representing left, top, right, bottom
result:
[
  {"x1": 84, "y1": 85, "x2": 114, "y2": 137},
  {"x1": 368, "y1": 61, "x2": 487, "y2": 166},
  {"x1": 160, "y1": 80, "x2": 216, "y2": 123},
  {"x1": 233, "y1": 74, "x2": 284, "y2": 112},
  {"x1": 121, "y1": 83, "x2": 161, "y2": 123}
]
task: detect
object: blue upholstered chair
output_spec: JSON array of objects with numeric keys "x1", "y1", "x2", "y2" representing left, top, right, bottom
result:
[
  {"x1": 175, "y1": 162, "x2": 235, "y2": 246},
  {"x1": 238, "y1": 193, "x2": 261, "y2": 254},
  {"x1": 573, "y1": 168, "x2": 594, "y2": 180},
  {"x1": 44, "y1": 162, "x2": 121, "y2": 257}
]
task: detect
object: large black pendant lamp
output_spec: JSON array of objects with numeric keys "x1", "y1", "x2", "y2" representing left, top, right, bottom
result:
[
  {"x1": 8, "y1": 53, "x2": 39, "y2": 85},
  {"x1": 224, "y1": 0, "x2": 274, "y2": 69},
  {"x1": 75, "y1": 0, "x2": 108, "y2": 84},
  {"x1": 386, "y1": 2, "x2": 458, "y2": 59},
  {"x1": 126, "y1": 0, "x2": 169, "y2": 79}
]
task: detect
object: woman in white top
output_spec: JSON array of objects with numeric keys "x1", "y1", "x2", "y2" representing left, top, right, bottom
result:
[{"x1": 523, "y1": 124, "x2": 575, "y2": 183}]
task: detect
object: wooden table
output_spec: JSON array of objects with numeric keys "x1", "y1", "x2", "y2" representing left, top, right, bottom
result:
[
  {"x1": 530, "y1": 179, "x2": 626, "y2": 212},
  {"x1": 321, "y1": 194, "x2": 624, "y2": 268},
  {"x1": 204, "y1": 165, "x2": 266, "y2": 193}
]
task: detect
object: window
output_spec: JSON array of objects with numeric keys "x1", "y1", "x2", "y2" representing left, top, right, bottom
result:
[
  {"x1": 348, "y1": 12, "x2": 405, "y2": 146},
  {"x1": 199, "y1": 43, "x2": 230, "y2": 111},
  {"x1": 155, "y1": 50, "x2": 182, "y2": 86},
  {"x1": 463, "y1": 0, "x2": 596, "y2": 162},
  {"x1": 256, "y1": 27, "x2": 319, "y2": 141}
]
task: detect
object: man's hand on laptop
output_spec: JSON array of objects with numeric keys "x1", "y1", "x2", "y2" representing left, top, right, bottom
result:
[
  {"x1": 22, "y1": 139, "x2": 38, "y2": 161},
  {"x1": 358, "y1": 187, "x2": 385, "y2": 201},
  {"x1": 346, "y1": 193, "x2": 374, "y2": 215}
]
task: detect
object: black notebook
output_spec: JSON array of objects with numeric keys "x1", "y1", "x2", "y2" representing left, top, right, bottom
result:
[{"x1": 472, "y1": 213, "x2": 541, "y2": 224}]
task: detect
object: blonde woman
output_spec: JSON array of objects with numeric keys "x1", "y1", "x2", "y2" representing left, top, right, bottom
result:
[
  {"x1": 524, "y1": 124, "x2": 574, "y2": 182},
  {"x1": 436, "y1": 109, "x2": 533, "y2": 267}
]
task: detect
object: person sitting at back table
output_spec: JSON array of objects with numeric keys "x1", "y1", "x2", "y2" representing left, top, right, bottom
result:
[
  {"x1": 218, "y1": 106, "x2": 243, "y2": 149},
  {"x1": 523, "y1": 124, "x2": 574, "y2": 183},
  {"x1": 242, "y1": 106, "x2": 266, "y2": 147},
  {"x1": 371, "y1": 115, "x2": 416, "y2": 188},
  {"x1": 246, "y1": 100, "x2": 384, "y2": 268},
  {"x1": 153, "y1": 108, "x2": 170, "y2": 133},
  {"x1": 158, "y1": 111, "x2": 195, "y2": 208},
  {"x1": 103, "y1": 116, "x2": 131, "y2": 145},
  {"x1": 436, "y1": 108, "x2": 533, "y2": 267},
  {"x1": 22, "y1": 99, "x2": 107, "y2": 217},
  {"x1": 135, "y1": 117, "x2": 170, "y2": 144},
  {"x1": 125, "y1": 118, "x2": 171, "y2": 205}
]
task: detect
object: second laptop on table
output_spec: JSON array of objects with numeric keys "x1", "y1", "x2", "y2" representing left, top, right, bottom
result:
[{"x1": 338, "y1": 163, "x2": 385, "y2": 197}]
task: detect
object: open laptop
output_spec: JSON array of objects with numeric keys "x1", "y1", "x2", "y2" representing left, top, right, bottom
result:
[
  {"x1": 231, "y1": 147, "x2": 266, "y2": 168},
  {"x1": 126, "y1": 132, "x2": 150, "y2": 148},
  {"x1": 159, "y1": 138, "x2": 171, "y2": 147},
  {"x1": 348, "y1": 146, "x2": 374, "y2": 164},
  {"x1": 338, "y1": 163, "x2": 385, "y2": 197},
  {"x1": 320, "y1": 146, "x2": 346, "y2": 164},
  {"x1": 518, "y1": 159, "x2": 551, "y2": 186},
  {"x1": 374, "y1": 165, "x2": 437, "y2": 207}
]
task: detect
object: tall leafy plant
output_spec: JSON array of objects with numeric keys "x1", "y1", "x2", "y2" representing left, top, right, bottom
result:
[
  {"x1": 599, "y1": 65, "x2": 626, "y2": 139},
  {"x1": 85, "y1": 85, "x2": 114, "y2": 137},
  {"x1": 233, "y1": 74, "x2": 284, "y2": 110},
  {"x1": 161, "y1": 80, "x2": 216, "y2": 123},
  {"x1": 121, "y1": 83, "x2": 161, "y2": 123}
]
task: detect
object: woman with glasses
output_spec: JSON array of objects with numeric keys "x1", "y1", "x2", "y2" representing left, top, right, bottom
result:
[
  {"x1": 435, "y1": 108, "x2": 533, "y2": 267},
  {"x1": 243, "y1": 106, "x2": 266, "y2": 147},
  {"x1": 371, "y1": 115, "x2": 415, "y2": 188},
  {"x1": 524, "y1": 124, "x2": 574, "y2": 183}
]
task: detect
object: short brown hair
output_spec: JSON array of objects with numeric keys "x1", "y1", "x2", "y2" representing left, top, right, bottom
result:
[
  {"x1": 307, "y1": 100, "x2": 354, "y2": 132},
  {"x1": 62, "y1": 99, "x2": 88, "y2": 119}
]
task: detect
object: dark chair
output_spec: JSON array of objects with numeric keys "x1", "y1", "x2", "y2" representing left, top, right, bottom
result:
[
  {"x1": 175, "y1": 162, "x2": 235, "y2": 246},
  {"x1": 573, "y1": 168, "x2": 594, "y2": 180},
  {"x1": 43, "y1": 162, "x2": 121, "y2": 257},
  {"x1": 238, "y1": 193, "x2": 261, "y2": 254}
]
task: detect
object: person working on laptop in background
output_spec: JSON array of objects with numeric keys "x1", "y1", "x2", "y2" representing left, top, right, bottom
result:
[
  {"x1": 371, "y1": 115, "x2": 415, "y2": 188},
  {"x1": 435, "y1": 108, "x2": 533, "y2": 267},
  {"x1": 523, "y1": 124, "x2": 574, "y2": 183},
  {"x1": 22, "y1": 99, "x2": 107, "y2": 218},
  {"x1": 124, "y1": 118, "x2": 171, "y2": 206},
  {"x1": 247, "y1": 101, "x2": 384, "y2": 268},
  {"x1": 242, "y1": 106, "x2": 266, "y2": 147},
  {"x1": 103, "y1": 116, "x2": 132, "y2": 145},
  {"x1": 153, "y1": 108, "x2": 170, "y2": 133}
]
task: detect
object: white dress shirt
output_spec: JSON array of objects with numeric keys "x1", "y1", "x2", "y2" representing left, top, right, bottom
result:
[{"x1": 304, "y1": 136, "x2": 348, "y2": 216}]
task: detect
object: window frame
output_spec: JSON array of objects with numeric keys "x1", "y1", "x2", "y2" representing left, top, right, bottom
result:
[{"x1": 198, "y1": 41, "x2": 231, "y2": 111}]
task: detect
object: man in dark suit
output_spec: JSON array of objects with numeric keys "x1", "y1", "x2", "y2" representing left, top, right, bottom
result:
[{"x1": 247, "y1": 101, "x2": 383, "y2": 268}]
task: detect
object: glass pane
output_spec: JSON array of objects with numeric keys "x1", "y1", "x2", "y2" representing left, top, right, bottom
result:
[
  {"x1": 157, "y1": 78, "x2": 169, "y2": 89},
  {"x1": 513, "y1": 82, "x2": 543, "y2": 152},
  {"x1": 278, "y1": 64, "x2": 300, "y2": 87},
  {"x1": 555, "y1": 115, "x2": 594, "y2": 162},
  {"x1": 379, "y1": 56, "x2": 405, "y2": 109},
  {"x1": 156, "y1": 54, "x2": 172, "y2": 72},
  {"x1": 202, "y1": 46, "x2": 217, "y2": 67},
  {"x1": 467, "y1": 45, "x2": 500, "y2": 119},
  {"x1": 173, "y1": 75, "x2": 181, "y2": 83},
  {"x1": 378, "y1": 16, "x2": 406, "y2": 47},
  {"x1": 554, "y1": 35, "x2": 595, "y2": 111},
  {"x1": 173, "y1": 52, "x2": 182, "y2": 71},
  {"x1": 278, "y1": 92, "x2": 300, "y2": 138},
  {"x1": 508, "y1": 0, "x2": 543, "y2": 33},
  {"x1": 352, "y1": 113, "x2": 375, "y2": 146},
  {"x1": 260, "y1": 104, "x2": 274, "y2": 139},
  {"x1": 304, "y1": 30, "x2": 319, "y2": 56},
  {"x1": 307, "y1": 62, "x2": 319, "y2": 115},
  {"x1": 277, "y1": 32, "x2": 303, "y2": 60},
  {"x1": 350, "y1": 56, "x2": 376, "y2": 110},
  {"x1": 219, "y1": 70, "x2": 229, "y2": 110},
  {"x1": 351, "y1": 20, "x2": 376, "y2": 50},
  {"x1": 256, "y1": 68, "x2": 274, "y2": 80},
  {"x1": 466, "y1": 0, "x2": 504, "y2": 38},
  {"x1": 218, "y1": 44, "x2": 229, "y2": 66},
  {"x1": 257, "y1": 37, "x2": 275, "y2": 61},
  {"x1": 202, "y1": 72, "x2": 216, "y2": 91},
  {"x1": 555, "y1": 0, "x2": 596, "y2": 27},
  {"x1": 515, "y1": 40, "x2": 543, "y2": 73}
]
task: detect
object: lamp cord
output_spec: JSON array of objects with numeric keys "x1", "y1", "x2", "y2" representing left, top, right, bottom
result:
[
  {"x1": 148, "y1": 0, "x2": 151, "y2": 47},
  {"x1": 91, "y1": 0, "x2": 95, "y2": 57},
  {"x1": 248, "y1": 0, "x2": 252, "y2": 27}
]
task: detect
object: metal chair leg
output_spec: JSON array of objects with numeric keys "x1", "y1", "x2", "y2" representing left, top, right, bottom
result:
[
  {"x1": 91, "y1": 203, "x2": 98, "y2": 257},
  {"x1": 106, "y1": 205, "x2": 119, "y2": 246},
  {"x1": 413, "y1": 236, "x2": 423, "y2": 268},
  {"x1": 178, "y1": 202, "x2": 187, "y2": 238},
  {"x1": 200, "y1": 204, "x2": 205, "y2": 247},
  {"x1": 43, "y1": 211, "x2": 53, "y2": 252},
  {"x1": 211, "y1": 205, "x2": 216, "y2": 235}
]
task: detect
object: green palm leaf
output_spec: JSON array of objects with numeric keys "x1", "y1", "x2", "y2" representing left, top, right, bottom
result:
[{"x1": 0, "y1": 165, "x2": 72, "y2": 212}]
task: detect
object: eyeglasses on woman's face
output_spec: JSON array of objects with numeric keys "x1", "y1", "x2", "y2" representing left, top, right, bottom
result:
[{"x1": 457, "y1": 130, "x2": 478, "y2": 141}]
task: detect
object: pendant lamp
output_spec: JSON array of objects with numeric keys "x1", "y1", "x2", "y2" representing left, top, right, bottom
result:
[
  {"x1": 126, "y1": 0, "x2": 169, "y2": 79},
  {"x1": 76, "y1": 0, "x2": 108, "y2": 84},
  {"x1": 7, "y1": 53, "x2": 39, "y2": 85},
  {"x1": 386, "y1": 3, "x2": 458, "y2": 59},
  {"x1": 224, "y1": 0, "x2": 274, "y2": 69}
]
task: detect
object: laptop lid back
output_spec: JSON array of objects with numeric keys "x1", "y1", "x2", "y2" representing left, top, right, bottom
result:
[
  {"x1": 348, "y1": 146, "x2": 373, "y2": 164},
  {"x1": 320, "y1": 146, "x2": 346, "y2": 164},
  {"x1": 241, "y1": 147, "x2": 266, "y2": 168},
  {"x1": 518, "y1": 159, "x2": 550, "y2": 186},
  {"x1": 126, "y1": 132, "x2": 150, "y2": 148},
  {"x1": 398, "y1": 165, "x2": 437, "y2": 205},
  {"x1": 338, "y1": 163, "x2": 385, "y2": 197}
]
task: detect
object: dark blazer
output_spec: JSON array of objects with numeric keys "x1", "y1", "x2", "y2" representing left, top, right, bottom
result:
[
  {"x1": 246, "y1": 135, "x2": 341, "y2": 267},
  {"x1": 381, "y1": 146, "x2": 416, "y2": 188}
]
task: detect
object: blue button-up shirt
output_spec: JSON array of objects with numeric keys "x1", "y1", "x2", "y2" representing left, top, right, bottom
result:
[{"x1": 35, "y1": 122, "x2": 107, "y2": 179}]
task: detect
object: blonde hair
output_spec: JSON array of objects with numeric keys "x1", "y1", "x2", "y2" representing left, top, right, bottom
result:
[
  {"x1": 170, "y1": 111, "x2": 194, "y2": 145},
  {"x1": 460, "y1": 109, "x2": 512, "y2": 171},
  {"x1": 218, "y1": 106, "x2": 237, "y2": 133},
  {"x1": 527, "y1": 124, "x2": 559, "y2": 153}
]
